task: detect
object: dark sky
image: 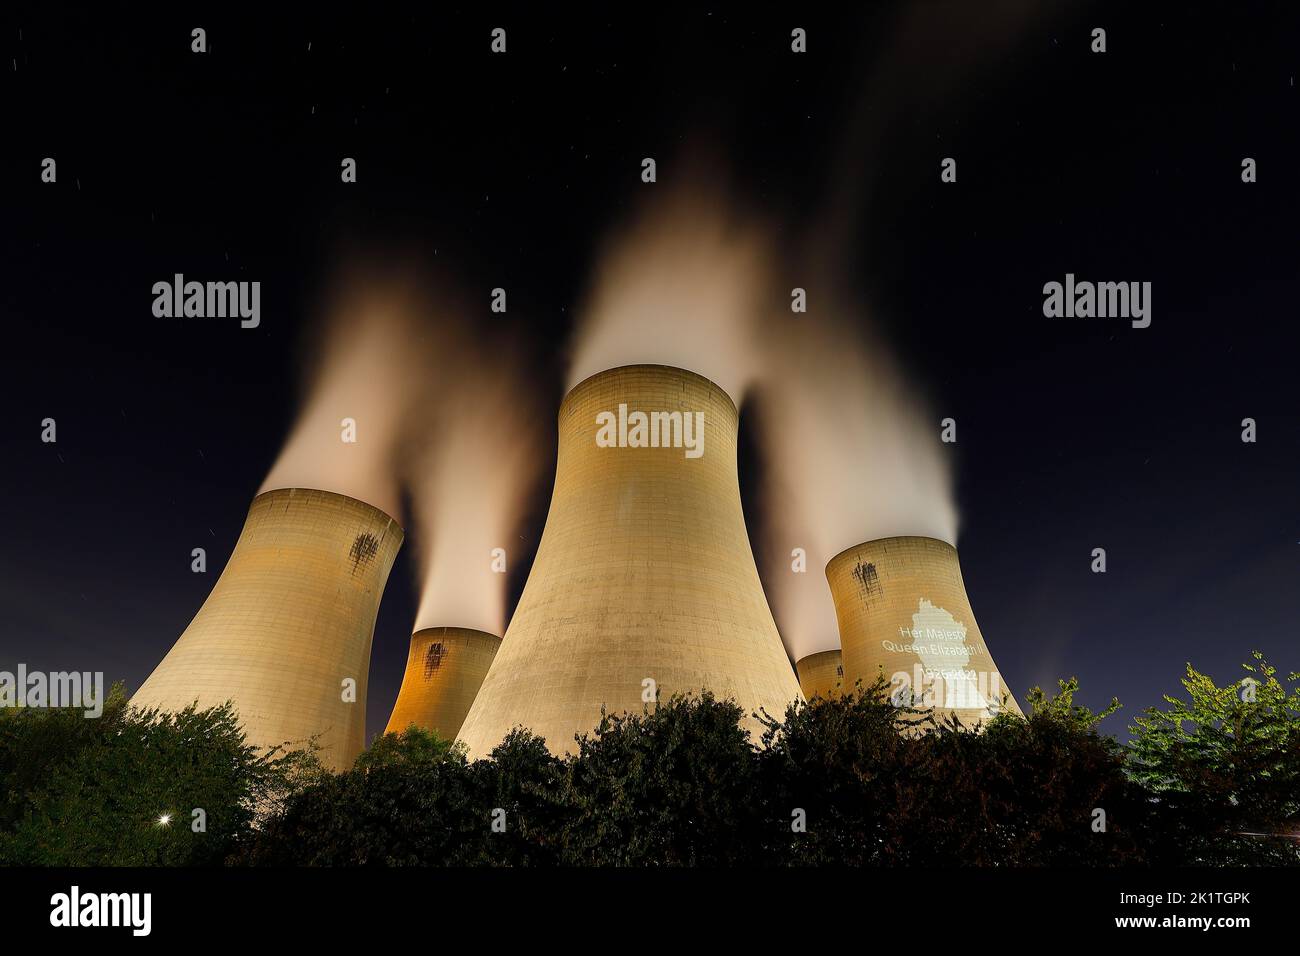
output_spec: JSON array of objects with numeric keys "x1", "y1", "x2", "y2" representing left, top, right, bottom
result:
[{"x1": 3, "y1": 4, "x2": 1297, "y2": 739}]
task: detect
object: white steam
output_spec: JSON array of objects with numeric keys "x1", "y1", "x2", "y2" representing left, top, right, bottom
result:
[{"x1": 567, "y1": 185, "x2": 774, "y2": 405}]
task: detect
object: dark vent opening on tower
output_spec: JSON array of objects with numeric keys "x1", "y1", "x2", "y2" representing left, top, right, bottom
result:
[
  {"x1": 423, "y1": 642, "x2": 447, "y2": 678},
  {"x1": 852, "y1": 560, "x2": 883, "y2": 598},
  {"x1": 349, "y1": 533, "x2": 380, "y2": 570}
]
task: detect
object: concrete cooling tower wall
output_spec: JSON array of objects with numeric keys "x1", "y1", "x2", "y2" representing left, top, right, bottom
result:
[
  {"x1": 795, "y1": 649, "x2": 845, "y2": 701},
  {"x1": 826, "y1": 535, "x2": 1020, "y2": 725},
  {"x1": 457, "y1": 364, "x2": 803, "y2": 756},
  {"x1": 132, "y1": 487, "x2": 403, "y2": 770},
  {"x1": 385, "y1": 627, "x2": 501, "y2": 741}
]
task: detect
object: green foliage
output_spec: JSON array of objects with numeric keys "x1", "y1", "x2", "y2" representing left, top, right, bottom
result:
[
  {"x1": 5, "y1": 653, "x2": 1297, "y2": 866},
  {"x1": 760, "y1": 676, "x2": 1162, "y2": 865},
  {"x1": 242, "y1": 696, "x2": 768, "y2": 866},
  {"x1": 938, "y1": 690, "x2": 1165, "y2": 866},
  {"x1": 476, "y1": 729, "x2": 568, "y2": 865},
  {"x1": 758, "y1": 676, "x2": 915, "y2": 864},
  {"x1": 0, "y1": 682, "x2": 132, "y2": 833},
  {"x1": 0, "y1": 687, "x2": 309, "y2": 866},
  {"x1": 561, "y1": 693, "x2": 764, "y2": 865},
  {"x1": 238, "y1": 725, "x2": 488, "y2": 866},
  {"x1": 354, "y1": 724, "x2": 460, "y2": 771},
  {"x1": 1024, "y1": 676, "x2": 1121, "y2": 730},
  {"x1": 1127, "y1": 652, "x2": 1300, "y2": 865}
]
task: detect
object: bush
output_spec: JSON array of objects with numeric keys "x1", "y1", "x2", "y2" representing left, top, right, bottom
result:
[
  {"x1": 7, "y1": 653, "x2": 1297, "y2": 866},
  {"x1": 475, "y1": 729, "x2": 568, "y2": 866},
  {"x1": 560, "y1": 693, "x2": 765, "y2": 865},
  {"x1": 897, "y1": 681, "x2": 1169, "y2": 866},
  {"x1": 758, "y1": 677, "x2": 916, "y2": 865},
  {"x1": 0, "y1": 686, "x2": 307, "y2": 866},
  {"x1": 760, "y1": 676, "x2": 1167, "y2": 865},
  {"x1": 238, "y1": 726, "x2": 488, "y2": 866}
]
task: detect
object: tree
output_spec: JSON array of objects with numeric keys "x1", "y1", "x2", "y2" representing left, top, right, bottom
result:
[
  {"x1": 240, "y1": 726, "x2": 488, "y2": 866},
  {"x1": 10, "y1": 656, "x2": 1298, "y2": 867},
  {"x1": 474, "y1": 729, "x2": 569, "y2": 865},
  {"x1": 0, "y1": 682, "x2": 132, "y2": 834},
  {"x1": 354, "y1": 724, "x2": 460, "y2": 771},
  {"x1": 760, "y1": 676, "x2": 1166, "y2": 865},
  {"x1": 758, "y1": 676, "x2": 918, "y2": 865},
  {"x1": 560, "y1": 693, "x2": 765, "y2": 865},
  {"x1": 0, "y1": 691, "x2": 307, "y2": 866},
  {"x1": 919, "y1": 681, "x2": 1166, "y2": 866},
  {"x1": 1128, "y1": 651, "x2": 1300, "y2": 865}
]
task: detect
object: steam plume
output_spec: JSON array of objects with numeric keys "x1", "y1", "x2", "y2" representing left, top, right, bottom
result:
[
  {"x1": 567, "y1": 182, "x2": 774, "y2": 405},
  {"x1": 260, "y1": 276, "x2": 431, "y2": 522},
  {"x1": 260, "y1": 264, "x2": 544, "y2": 639},
  {"x1": 565, "y1": 171, "x2": 957, "y2": 664},
  {"x1": 405, "y1": 310, "x2": 545, "y2": 637},
  {"x1": 751, "y1": 3, "x2": 1048, "y2": 663},
  {"x1": 754, "y1": 292, "x2": 957, "y2": 662}
]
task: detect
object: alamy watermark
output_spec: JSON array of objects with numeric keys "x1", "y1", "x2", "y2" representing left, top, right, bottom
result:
[
  {"x1": 1042, "y1": 273, "x2": 1151, "y2": 328},
  {"x1": 50, "y1": 886, "x2": 151, "y2": 936},
  {"x1": 889, "y1": 663, "x2": 1007, "y2": 714},
  {"x1": 152, "y1": 274, "x2": 260, "y2": 328},
  {"x1": 595, "y1": 404, "x2": 705, "y2": 459},
  {"x1": 0, "y1": 664, "x2": 104, "y2": 717}
]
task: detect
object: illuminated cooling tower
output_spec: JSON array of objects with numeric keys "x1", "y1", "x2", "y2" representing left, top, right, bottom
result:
[
  {"x1": 385, "y1": 627, "x2": 500, "y2": 739},
  {"x1": 826, "y1": 536, "x2": 1020, "y2": 724},
  {"x1": 457, "y1": 364, "x2": 803, "y2": 757},
  {"x1": 795, "y1": 649, "x2": 844, "y2": 700},
  {"x1": 132, "y1": 488, "x2": 403, "y2": 770}
]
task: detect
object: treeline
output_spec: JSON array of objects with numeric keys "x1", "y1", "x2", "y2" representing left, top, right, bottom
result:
[{"x1": 1, "y1": 653, "x2": 1297, "y2": 866}]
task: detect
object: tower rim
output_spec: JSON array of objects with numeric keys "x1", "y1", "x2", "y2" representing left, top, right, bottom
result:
[
  {"x1": 563, "y1": 363, "x2": 739, "y2": 418},
  {"x1": 796, "y1": 648, "x2": 844, "y2": 666},
  {"x1": 825, "y1": 534, "x2": 957, "y2": 577},
  {"x1": 410, "y1": 625, "x2": 501, "y2": 641},
  {"x1": 252, "y1": 485, "x2": 405, "y2": 531}
]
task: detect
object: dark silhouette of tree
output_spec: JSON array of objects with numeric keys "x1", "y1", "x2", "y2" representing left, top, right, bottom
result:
[{"x1": 5, "y1": 653, "x2": 1295, "y2": 866}]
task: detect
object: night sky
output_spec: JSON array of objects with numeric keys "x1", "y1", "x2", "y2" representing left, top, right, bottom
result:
[{"x1": 4, "y1": 4, "x2": 1297, "y2": 739}]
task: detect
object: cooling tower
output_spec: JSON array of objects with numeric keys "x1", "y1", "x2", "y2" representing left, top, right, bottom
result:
[
  {"x1": 132, "y1": 488, "x2": 402, "y2": 771},
  {"x1": 457, "y1": 364, "x2": 803, "y2": 757},
  {"x1": 826, "y1": 536, "x2": 1020, "y2": 724},
  {"x1": 795, "y1": 649, "x2": 844, "y2": 700},
  {"x1": 385, "y1": 627, "x2": 500, "y2": 739}
]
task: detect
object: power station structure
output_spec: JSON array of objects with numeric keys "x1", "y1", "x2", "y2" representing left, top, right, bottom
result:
[
  {"x1": 457, "y1": 364, "x2": 804, "y2": 757},
  {"x1": 385, "y1": 627, "x2": 501, "y2": 740},
  {"x1": 826, "y1": 535, "x2": 1020, "y2": 725},
  {"x1": 133, "y1": 380, "x2": 1022, "y2": 767},
  {"x1": 131, "y1": 487, "x2": 403, "y2": 771},
  {"x1": 794, "y1": 649, "x2": 844, "y2": 701}
]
